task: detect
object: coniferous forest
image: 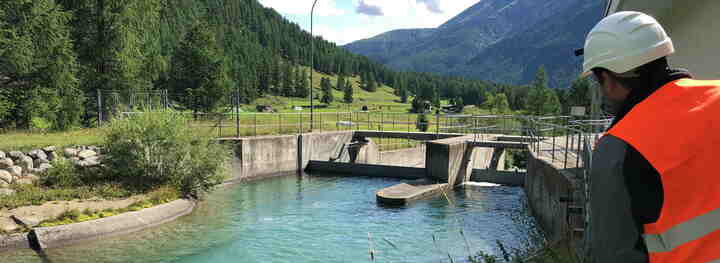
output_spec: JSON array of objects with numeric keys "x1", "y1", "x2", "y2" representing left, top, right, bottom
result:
[{"x1": 0, "y1": 0, "x2": 592, "y2": 130}]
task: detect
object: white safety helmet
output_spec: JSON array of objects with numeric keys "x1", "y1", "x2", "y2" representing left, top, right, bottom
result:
[{"x1": 581, "y1": 11, "x2": 674, "y2": 77}]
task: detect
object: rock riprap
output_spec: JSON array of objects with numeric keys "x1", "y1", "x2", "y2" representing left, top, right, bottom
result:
[{"x1": 0, "y1": 145, "x2": 105, "y2": 195}]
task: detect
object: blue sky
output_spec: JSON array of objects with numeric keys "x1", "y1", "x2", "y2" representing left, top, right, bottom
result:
[{"x1": 258, "y1": 0, "x2": 480, "y2": 45}]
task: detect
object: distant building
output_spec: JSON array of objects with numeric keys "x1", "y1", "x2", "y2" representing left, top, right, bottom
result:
[{"x1": 605, "y1": 0, "x2": 720, "y2": 79}]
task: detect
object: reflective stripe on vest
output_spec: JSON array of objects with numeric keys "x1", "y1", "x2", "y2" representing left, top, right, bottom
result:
[
  {"x1": 644, "y1": 207, "x2": 720, "y2": 253},
  {"x1": 608, "y1": 78, "x2": 720, "y2": 263}
]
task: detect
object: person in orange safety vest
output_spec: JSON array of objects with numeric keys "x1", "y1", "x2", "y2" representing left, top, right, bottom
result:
[{"x1": 581, "y1": 11, "x2": 720, "y2": 263}]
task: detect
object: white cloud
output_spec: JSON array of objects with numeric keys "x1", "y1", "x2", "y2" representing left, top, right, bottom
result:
[{"x1": 259, "y1": 0, "x2": 345, "y2": 16}]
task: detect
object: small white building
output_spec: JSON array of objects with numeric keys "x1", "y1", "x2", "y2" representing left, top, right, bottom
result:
[{"x1": 605, "y1": 0, "x2": 720, "y2": 79}]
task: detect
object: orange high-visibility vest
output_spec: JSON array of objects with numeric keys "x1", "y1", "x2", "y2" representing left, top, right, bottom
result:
[{"x1": 608, "y1": 78, "x2": 720, "y2": 263}]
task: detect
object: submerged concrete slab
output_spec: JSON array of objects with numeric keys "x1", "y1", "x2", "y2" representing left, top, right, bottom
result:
[{"x1": 376, "y1": 180, "x2": 450, "y2": 206}]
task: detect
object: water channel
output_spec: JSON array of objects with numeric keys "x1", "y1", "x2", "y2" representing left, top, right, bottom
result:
[{"x1": 4, "y1": 173, "x2": 535, "y2": 263}]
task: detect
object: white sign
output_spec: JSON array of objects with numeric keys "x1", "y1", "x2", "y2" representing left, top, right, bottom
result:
[{"x1": 571, "y1": 106, "x2": 586, "y2": 116}]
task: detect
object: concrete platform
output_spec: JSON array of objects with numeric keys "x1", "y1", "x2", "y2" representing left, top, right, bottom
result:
[{"x1": 376, "y1": 180, "x2": 450, "y2": 206}]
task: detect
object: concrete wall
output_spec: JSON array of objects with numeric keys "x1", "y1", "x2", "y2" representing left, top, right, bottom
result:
[
  {"x1": 425, "y1": 136, "x2": 475, "y2": 186},
  {"x1": 525, "y1": 153, "x2": 574, "y2": 243},
  {"x1": 306, "y1": 161, "x2": 425, "y2": 179},
  {"x1": 227, "y1": 131, "x2": 355, "y2": 181},
  {"x1": 470, "y1": 169, "x2": 525, "y2": 186},
  {"x1": 608, "y1": 0, "x2": 720, "y2": 79},
  {"x1": 376, "y1": 146, "x2": 426, "y2": 168}
]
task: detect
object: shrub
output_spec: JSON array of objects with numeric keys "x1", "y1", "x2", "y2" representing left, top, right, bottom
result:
[
  {"x1": 102, "y1": 111, "x2": 229, "y2": 198},
  {"x1": 41, "y1": 158, "x2": 83, "y2": 188},
  {"x1": 416, "y1": 114, "x2": 429, "y2": 132}
]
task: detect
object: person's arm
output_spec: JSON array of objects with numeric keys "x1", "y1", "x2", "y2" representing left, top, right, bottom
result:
[{"x1": 586, "y1": 135, "x2": 648, "y2": 263}]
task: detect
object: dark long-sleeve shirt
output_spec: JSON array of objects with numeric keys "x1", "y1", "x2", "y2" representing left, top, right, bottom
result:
[{"x1": 587, "y1": 68, "x2": 691, "y2": 262}]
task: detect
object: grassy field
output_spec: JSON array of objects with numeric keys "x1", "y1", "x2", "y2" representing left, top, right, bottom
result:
[
  {"x1": 246, "y1": 66, "x2": 413, "y2": 113},
  {"x1": 0, "y1": 129, "x2": 103, "y2": 151}
]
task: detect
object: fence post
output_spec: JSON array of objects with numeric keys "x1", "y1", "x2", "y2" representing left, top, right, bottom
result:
[
  {"x1": 576, "y1": 132, "x2": 582, "y2": 168},
  {"x1": 97, "y1": 89, "x2": 102, "y2": 127},
  {"x1": 552, "y1": 125, "x2": 557, "y2": 161},
  {"x1": 564, "y1": 133, "x2": 570, "y2": 169},
  {"x1": 435, "y1": 113, "x2": 440, "y2": 139},
  {"x1": 235, "y1": 92, "x2": 240, "y2": 138}
]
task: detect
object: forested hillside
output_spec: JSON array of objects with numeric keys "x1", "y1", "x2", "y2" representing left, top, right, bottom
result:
[{"x1": 0, "y1": 0, "x2": 515, "y2": 130}]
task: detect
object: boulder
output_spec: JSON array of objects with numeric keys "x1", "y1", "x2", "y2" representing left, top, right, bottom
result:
[
  {"x1": 7, "y1": 165, "x2": 22, "y2": 178},
  {"x1": 0, "y1": 150, "x2": 5, "y2": 159},
  {"x1": 8, "y1": 151, "x2": 24, "y2": 160},
  {"x1": 0, "y1": 158, "x2": 13, "y2": 169},
  {"x1": 0, "y1": 170, "x2": 12, "y2": 184},
  {"x1": 47, "y1": 151, "x2": 58, "y2": 161},
  {"x1": 38, "y1": 163, "x2": 52, "y2": 172},
  {"x1": 29, "y1": 149, "x2": 48, "y2": 160},
  {"x1": 14, "y1": 176, "x2": 35, "y2": 185},
  {"x1": 78, "y1": 149, "x2": 97, "y2": 159},
  {"x1": 34, "y1": 157, "x2": 50, "y2": 167},
  {"x1": 19, "y1": 156, "x2": 34, "y2": 171},
  {"x1": 64, "y1": 148, "x2": 79, "y2": 157},
  {"x1": 0, "y1": 188, "x2": 15, "y2": 196},
  {"x1": 43, "y1": 146, "x2": 57, "y2": 153}
]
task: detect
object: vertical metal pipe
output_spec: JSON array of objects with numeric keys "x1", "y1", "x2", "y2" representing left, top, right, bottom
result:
[
  {"x1": 310, "y1": 0, "x2": 318, "y2": 131},
  {"x1": 564, "y1": 133, "x2": 570, "y2": 169},
  {"x1": 235, "y1": 92, "x2": 240, "y2": 138},
  {"x1": 552, "y1": 126, "x2": 557, "y2": 161},
  {"x1": 97, "y1": 89, "x2": 102, "y2": 127}
]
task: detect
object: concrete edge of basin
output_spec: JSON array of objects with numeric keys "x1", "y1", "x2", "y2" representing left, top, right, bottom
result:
[
  {"x1": 0, "y1": 232, "x2": 31, "y2": 252},
  {"x1": 16, "y1": 199, "x2": 197, "y2": 250}
]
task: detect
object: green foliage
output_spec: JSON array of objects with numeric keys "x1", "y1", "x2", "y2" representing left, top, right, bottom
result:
[
  {"x1": 416, "y1": 114, "x2": 429, "y2": 132},
  {"x1": 320, "y1": 77, "x2": 334, "y2": 104},
  {"x1": 30, "y1": 117, "x2": 52, "y2": 133},
  {"x1": 492, "y1": 93, "x2": 511, "y2": 114},
  {"x1": 41, "y1": 158, "x2": 83, "y2": 188},
  {"x1": 295, "y1": 69, "x2": 309, "y2": 98},
  {"x1": 168, "y1": 21, "x2": 232, "y2": 113},
  {"x1": 281, "y1": 62, "x2": 295, "y2": 97},
  {"x1": 102, "y1": 111, "x2": 229, "y2": 198},
  {"x1": 525, "y1": 66, "x2": 562, "y2": 116},
  {"x1": 0, "y1": 0, "x2": 84, "y2": 130},
  {"x1": 343, "y1": 80, "x2": 354, "y2": 104}
]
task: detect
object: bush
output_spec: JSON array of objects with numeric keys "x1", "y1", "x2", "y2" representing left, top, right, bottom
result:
[
  {"x1": 416, "y1": 114, "x2": 429, "y2": 132},
  {"x1": 102, "y1": 111, "x2": 229, "y2": 198},
  {"x1": 41, "y1": 158, "x2": 83, "y2": 188}
]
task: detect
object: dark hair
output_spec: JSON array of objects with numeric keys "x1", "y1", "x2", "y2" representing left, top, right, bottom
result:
[{"x1": 592, "y1": 57, "x2": 670, "y2": 91}]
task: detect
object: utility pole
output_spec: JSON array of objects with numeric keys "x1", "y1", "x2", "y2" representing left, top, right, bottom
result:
[{"x1": 310, "y1": 0, "x2": 319, "y2": 131}]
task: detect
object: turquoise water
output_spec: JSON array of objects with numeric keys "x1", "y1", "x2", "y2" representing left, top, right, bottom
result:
[{"x1": 4, "y1": 173, "x2": 534, "y2": 263}]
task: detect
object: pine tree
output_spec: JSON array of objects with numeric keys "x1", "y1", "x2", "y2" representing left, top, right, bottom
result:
[
  {"x1": 271, "y1": 57, "x2": 282, "y2": 95},
  {"x1": 366, "y1": 74, "x2": 378, "y2": 92},
  {"x1": 168, "y1": 21, "x2": 231, "y2": 114},
  {"x1": 399, "y1": 86, "x2": 409, "y2": 103},
  {"x1": 320, "y1": 77, "x2": 334, "y2": 104},
  {"x1": 295, "y1": 69, "x2": 309, "y2": 98},
  {"x1": 0, "y1": 0, "x2": 83, "y2": 130},
  {"x1": 282, "y1": 63, "x2": 294, "y2": 97},
  {"x1": 343, "y1": 81, "x2": 354, "y2": 103},
  {"x1": 493, "y1": 93, "x2": 511, "y2": 114},
  {"x1": 336, "y1": 75, "x2": 346, "y2": 91},
  {"x1": 526, "y1": 66, "x2": 550, "y2": 115}
]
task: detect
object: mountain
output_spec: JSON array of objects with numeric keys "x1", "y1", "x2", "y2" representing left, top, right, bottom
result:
[{"x1": 344, "y1": 0, "x2": 604, "y2": 88}]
